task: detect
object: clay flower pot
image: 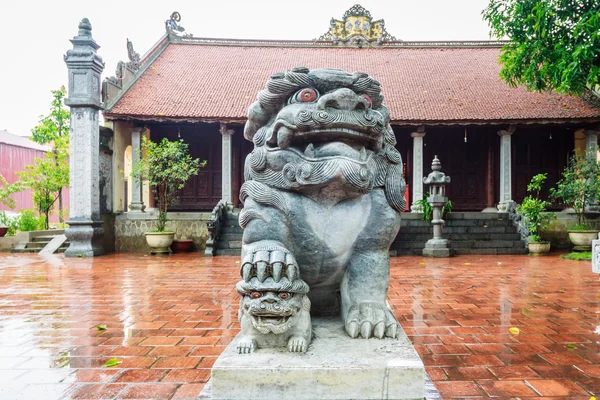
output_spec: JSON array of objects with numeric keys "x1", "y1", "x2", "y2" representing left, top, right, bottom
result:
[
  {"x1": 0, "y1": 226, "x2": 8, "y2": 237},
  {"x1": 527, "y1": 241, "x2": 551, "y2": 256},
  {"x1": 144, "y1": 231, "x2": 175, "y2": 254},
  {"x1": 171, "y1": 239, "x2": 194, "y2": 253},
  {"x1": 568, "y1": 230, "x2": 599, "y2": 252}
]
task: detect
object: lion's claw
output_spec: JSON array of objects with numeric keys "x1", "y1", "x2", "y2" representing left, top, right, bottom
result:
[
  {"x1": 345, "y1": 302, "x2": 399, "y2": 339},
  {"x1": 287, "y1": 336, "x2": 308, "y2": 353},
  {"x1": 241, "y1": 246, "x2": 298, "y2": 282},
  {"x1": 237, "y1": 338, "x2": 257, "y2": 354}
]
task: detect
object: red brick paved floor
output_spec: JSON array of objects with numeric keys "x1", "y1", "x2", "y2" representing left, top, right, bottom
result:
[{"x1": 0, "y1": 252, "x2": 599, "y2": 399}]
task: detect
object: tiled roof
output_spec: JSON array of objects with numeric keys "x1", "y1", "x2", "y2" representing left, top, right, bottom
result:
[{"x1": 106, "y1": 43, "x2": 600, "y2": 123}]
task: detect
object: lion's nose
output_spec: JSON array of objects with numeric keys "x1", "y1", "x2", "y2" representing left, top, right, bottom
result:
[
  {"x1": 262, "y1": 298, "x2": 277, "y2": 304},
  {"x1": 316, "y1": 88, "x2": 368, "y2": 111}
]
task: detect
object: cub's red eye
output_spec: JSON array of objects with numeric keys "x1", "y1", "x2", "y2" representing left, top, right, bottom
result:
[
  {"x1": 250, "y1": 292, "x2": 262, "y2": 299},
  {"x1": 362, "y1": 94, "x2": 372, "y2": 108},
  {"x1": 298, "y1": 89, "x2": 317, "y2": 102},
  {"x1": 279, "y1": 293, "x2": 290, "y2": 300}
]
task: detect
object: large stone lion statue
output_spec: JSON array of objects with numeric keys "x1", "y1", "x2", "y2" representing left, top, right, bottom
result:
[{"x1": 236, "y1": 67, "x2": 405, "y2": 352}]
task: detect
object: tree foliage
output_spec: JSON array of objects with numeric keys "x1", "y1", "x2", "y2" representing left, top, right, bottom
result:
[
  {"x1": 0, "y1": 174, "x2": 23, "y2": 210},
  {"x1": 131, "y1": 137, "x2": 203, "y2": 232},
  {"x1": 483, "y1": 0, "x2": 600, "y2": 95},
  {"x1": 16, "y1": 136, "x2": 70, "y2": 230},
  {"x1": 31, "y1": 86, "x2": 70, "y2": 144},
  {"x1": 30, "y1": 86, "x2": 71, "y2": 222}
]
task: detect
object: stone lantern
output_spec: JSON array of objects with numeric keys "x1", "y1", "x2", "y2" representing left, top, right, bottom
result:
[{"x1": 422, "y1": 156, "x2": 452, "y2": 257}]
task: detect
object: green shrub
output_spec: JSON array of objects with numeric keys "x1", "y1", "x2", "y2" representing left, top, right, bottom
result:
[
  {"x1": 17, "y1": 209, "x2": 45, "y2": 232},
  {"x1": 516, "y1": 174, "x2": 555, "y2": 242}
]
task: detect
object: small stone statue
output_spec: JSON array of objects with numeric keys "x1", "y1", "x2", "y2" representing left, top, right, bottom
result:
[{"x1": 236, "y1": 67, "x2": 406, "y2": 353}]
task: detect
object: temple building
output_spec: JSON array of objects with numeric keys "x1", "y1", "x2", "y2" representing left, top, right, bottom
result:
[{"x1": 98, "y1": 6, "x2": 600, "y2": 252}]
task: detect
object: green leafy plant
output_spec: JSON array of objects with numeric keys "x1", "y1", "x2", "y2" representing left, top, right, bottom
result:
[
  {"x1": 415, "y1": 193, "x2": 453, "y2": 222},
  {"x1": 550, "y1": 149, "x2": 600, "y2": 229},
  {"x1": 0, "y1": 174, "x2": 23, "y2": 211},
  {"x1": 17, "y1": 209, "x2": 46, "y2": 232},
  {"x1": 31, "y1": 87, "x2": 70, "y2": 223},
  {"x1": 131, "y1": 136, "x2": 203, "y2": 232},
  {"x1": 16, "y1": 136, "x2": 69, "y2": 230},
  {"x1": 516, "y1": 174, "x2": 556, "y2": 243},
  {"x1": 483, "y1": 0, "x2": 600, "y2": 95}
]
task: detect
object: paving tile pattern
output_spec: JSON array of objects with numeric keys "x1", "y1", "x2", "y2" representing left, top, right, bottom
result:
[{"x1": 0, "y1": 253, "x2": 599, "y2": 399}]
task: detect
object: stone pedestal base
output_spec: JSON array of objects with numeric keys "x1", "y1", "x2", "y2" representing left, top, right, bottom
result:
[
  {"x1": 210, "y1": 316, "x2": 424, "y2": 400},
  {"x1": 497, "y1": 200, "x2": 515, "y2": 213},
  {"x1": 64, "y1": 220, "x2": 104, "y2": 257},
  {"x1": 422, "y1": 238, "x2": 452, "y2": 258}
]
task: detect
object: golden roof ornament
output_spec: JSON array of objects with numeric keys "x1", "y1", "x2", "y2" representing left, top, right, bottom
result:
[{"x1": 316, "y1": 4, "x2": 398, "y2": 46}]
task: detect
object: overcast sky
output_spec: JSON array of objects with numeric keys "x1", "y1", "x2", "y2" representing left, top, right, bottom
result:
[{"x1": 0, "y1": 0, "x2": 493, "y2": 136}]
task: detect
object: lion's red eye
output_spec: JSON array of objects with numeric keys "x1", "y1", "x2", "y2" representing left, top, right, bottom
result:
[
  {"x1": 251, "y1": 292, "x2": 262, "y2": 299},
  {"x1": 279, "y1": 293, "x2": 289, "y2": 300},
  {"x1": 362, "y1": 94, "x2": 372, "y2": 108},
  {"x1": 298, "y1": 89, "x2": 317, "y2": 102}
]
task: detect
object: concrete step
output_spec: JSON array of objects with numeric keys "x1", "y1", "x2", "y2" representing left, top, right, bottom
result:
[
  {"x1": 215, "y1": 249, "x2": 241, "y2": 256},
  {"x1": 216, "y1": 240, "x2": 242, "y2": 249}
]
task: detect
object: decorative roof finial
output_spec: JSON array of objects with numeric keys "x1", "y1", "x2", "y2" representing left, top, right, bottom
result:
[
  {"x1": 78, "y1": 18, "x2": 92, "y2": 37},
  {"x1": 165, "y1": 12, "x2": 192, "y2": 37},
  {"x1": 315, "y1": 4, "x2": 398, "y2": 45}
]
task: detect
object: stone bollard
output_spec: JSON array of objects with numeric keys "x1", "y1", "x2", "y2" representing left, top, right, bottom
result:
[
  {"x1": 593, "y1": 233, "x2": 600, "y2": 273},
  {"x1": 422, "y1": 156, "x2": 453, "y2": 257}
]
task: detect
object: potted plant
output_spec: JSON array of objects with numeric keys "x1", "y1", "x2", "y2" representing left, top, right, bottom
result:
[
  {"x1": 131, "y1": 136, "x2": 202, "y2": 254},
  {"x1": 516, "y1": 174, "x2": 556, "y2": 256},
  {"x1": 550, "y1": 149, "x2": 600, "y2": 251}
]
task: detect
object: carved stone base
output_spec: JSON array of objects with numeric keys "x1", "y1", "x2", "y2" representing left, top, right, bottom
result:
[
  {"x1": 209, "y1": 316, "x2": 424, "y2": 400},
  {"x1": 64, "y1": 219, "x2": 105, "y2": 257},
  {"x1": 497, "y1": 200, "x2": 515, "y2": 213},
  {"x1": 422, "y1": 238, "x2": 452, "y2": 258}
]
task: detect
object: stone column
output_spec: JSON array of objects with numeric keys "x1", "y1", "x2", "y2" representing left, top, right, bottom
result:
[
  {"x1": 63, "y1": 18, "x2": 105, "y2": 257},
  {"x1": 220, "y1": 123, "x2": 234, "y2": 204},
  {"x1": 128, "y1": 126, "x2": 145, "y2": 212},
  {"x1": 410, "y1": 127, "x2": 426, "y2": 212},
  {"x1": 585, "y1": 129, "x2": 599, "y2": 211},
  {"x1": 497, "y1": 126, "x2": 515, "y2": 212}
]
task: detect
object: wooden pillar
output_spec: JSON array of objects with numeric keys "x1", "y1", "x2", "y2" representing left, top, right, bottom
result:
[{"x1": 483, "y1": 142, "x2": 496, "y2": 212}]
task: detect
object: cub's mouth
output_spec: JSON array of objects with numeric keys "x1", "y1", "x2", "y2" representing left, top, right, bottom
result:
[
  {"x1": 268, "y1": 121, "x2": 382, "y2": 160},
  {"x1": 250, "y1": 313, "x2": 292, "y2": 326}
]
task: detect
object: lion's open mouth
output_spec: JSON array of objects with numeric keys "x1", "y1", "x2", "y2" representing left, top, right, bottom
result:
[
  {"x1": 250, "y1": 313, "x2": 292, "y2": 326},
  {"x1": 269, "y1": 122, "x2": 382, "y2": 159}
]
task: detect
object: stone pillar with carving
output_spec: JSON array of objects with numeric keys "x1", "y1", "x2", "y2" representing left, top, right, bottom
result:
[
  {"x1": 410, "y1": 127, "x2": 426, "y2": 212},
  {"x1": 220, "y1": 123, "x2": 234, "y2": 205},
  {"x1": 63, "y1": 18, "x2": 105, "y2": 257},
  {"x1": 585, "y1": 129, "x2": 599, "y2": 211},
  {"x1": 497, "y1": 127, "x2": 515, "y2": 212},
  {"x1": 129, "y1": 126, "x2": 146, "y2": 212}
]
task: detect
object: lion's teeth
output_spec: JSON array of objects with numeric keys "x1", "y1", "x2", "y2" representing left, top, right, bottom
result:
[
  {"x1": 277, "y1": 126, "x2": 294, "y2": 149},
  {"x1": 304, "y1": 143, "x2": 315, "y2": 157}
]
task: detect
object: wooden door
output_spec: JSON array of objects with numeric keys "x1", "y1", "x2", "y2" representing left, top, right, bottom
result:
[{"x1": 423, "y1": 127, "x2": 487, "y2": 210}]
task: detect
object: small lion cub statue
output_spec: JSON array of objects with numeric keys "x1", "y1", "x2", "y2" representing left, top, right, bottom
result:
[{"x1": 236, "y1": 277, "x2": 312, "y2": 354}]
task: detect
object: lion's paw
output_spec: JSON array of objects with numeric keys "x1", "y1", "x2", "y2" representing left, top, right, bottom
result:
[
  {"x1": 345, "y1": 302, "x2": 399, "y2": 339},
  {"x1": 237, "y1": 337, "x2": 257, "y2": 354},
  {"x1": 241, "y1": 246, "x2": 298, "y2": 282},
  {"x1": 287, "y1": 336, "x2": 309, "y2": 353}
]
